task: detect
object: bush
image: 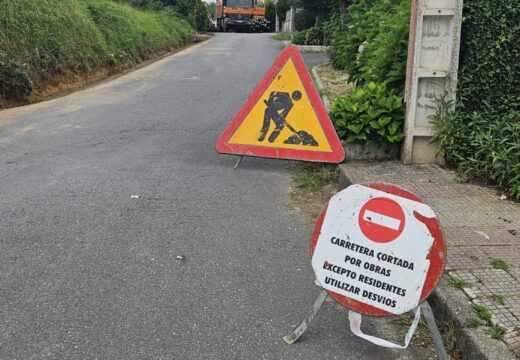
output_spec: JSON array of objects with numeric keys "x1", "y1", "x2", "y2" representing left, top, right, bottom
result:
[
  {"x1": 326, "y1": 1, "x2": 408, "y2": 147},
  {"x1": 0, "y1": 62, "x2": 33, "y2": 101},
  {"x1": 331, "y1": 82, "x2": 405, "y2": 145},
  {"x1": 304, "y1": 26, "x2": 324, "y2": 45},
  {"x1": 292, "y1": 31, "x2": 307, "y2": 45},
  {"x1": 432, "y1": 93, "x2": 520, "y2": 200},
  {"x1": 359, "y1": 0, "x2": 410, "y2": 92},
  {"x1": 295, "y1": 8, "x2": 316, "y2": 31},
  {"x1": 291, "y1": 26, "x2": 324, "y2": 46},
  {"x1": 328, "y1": 0, "x2": 409, "y2": 92}
]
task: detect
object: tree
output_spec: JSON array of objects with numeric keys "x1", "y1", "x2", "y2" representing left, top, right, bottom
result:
[
  {"x1": 299, "y1": 0, "x2": 333, "y2": 25},
  {"x1": 275, "y1": 0, "x2": 292, "y2": 22},
  {"x1": 265, "y1": 0, "x2": 276, "y2": 31},
  {"x1": 206, "y1": 2, "x2": 216, "y2": 20},
  {"x1": 118, "y1": 0, "x2": 210, "y2": 31}
]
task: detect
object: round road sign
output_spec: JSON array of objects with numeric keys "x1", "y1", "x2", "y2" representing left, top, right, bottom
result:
[{"x1": 310, "y1": 183, "x2": 446, "y2": 316}]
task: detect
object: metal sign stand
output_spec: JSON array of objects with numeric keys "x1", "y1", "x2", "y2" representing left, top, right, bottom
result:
[
  {"x1": 283, "y1": 290, "x2": 448, "y2": 360},
  {"x1": 234, "y1": 156, "x2": 243, "y2": 170}
]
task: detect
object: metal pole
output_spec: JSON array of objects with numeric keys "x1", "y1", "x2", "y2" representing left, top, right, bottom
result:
[
  {"x1": 233, "y1": 156, "x2": 243, "y2": 170},
  {"x1": 420, "y1": 301, "x2": 449, "y2": 360},
  {"x1": 283, "y1": 290, "x2": 328, "y2": 344}
]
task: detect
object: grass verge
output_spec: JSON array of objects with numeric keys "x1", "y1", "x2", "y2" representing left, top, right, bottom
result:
[
  {"x1": 315, "y1": 64, "x2": 352, "y2": 103},
  {"x1": 289, "y1": 162, "x2": 338, "y2": 220},
  {"x1": 0, "y1": 0, "x2": 194, "y2": 107},
  {"x1": 272, "y1": 32, "x2": 292, "y2": 41}
]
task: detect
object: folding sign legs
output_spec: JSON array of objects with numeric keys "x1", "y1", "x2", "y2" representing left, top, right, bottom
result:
[
  {"x1": 420, "y1": 301, "x2": 449, "y2": 360},
  {"x1": 284, "y1": 295, "x2": 448, "y2": 360},
  {"x1": 283, "y1": 290, "x2": 328, "y2": 344},
  {"x1": 234, "y1": 156, "x2": 243, "y2": 170}
]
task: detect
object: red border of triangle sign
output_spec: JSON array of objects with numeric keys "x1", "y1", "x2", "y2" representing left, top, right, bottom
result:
[{"x1": 215, "y1": 45, "x2": 345, "y2": 164}]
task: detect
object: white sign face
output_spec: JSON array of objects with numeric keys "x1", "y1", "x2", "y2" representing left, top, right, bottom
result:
[{"x1": 311, "y1": 185, "x2": 436, "y2": 314}]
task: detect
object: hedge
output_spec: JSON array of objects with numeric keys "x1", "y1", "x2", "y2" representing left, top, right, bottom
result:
[{"x1": 434, "y1": 0, "x2": 520, "y2": 199}]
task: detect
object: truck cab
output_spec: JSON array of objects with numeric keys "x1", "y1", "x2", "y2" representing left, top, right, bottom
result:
[{"x1": 216, "y1": 0, "x2": 266, "y2": 32}]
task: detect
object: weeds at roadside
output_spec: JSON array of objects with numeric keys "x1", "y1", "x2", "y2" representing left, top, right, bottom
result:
[
  {"x1": 465, "y1": 315, "x2": 485, "y2": 328},
  {"x1": 490, "y1": 294, "x2": 505, "y2": 305},
  {"x1": 473, "y1": 304, "x2": 492, "y2": 323},
  {"x1": 292, "y1": 163, "x2": 337, "y2": 190},
  {"x1": 395, "y1": 312, "x2": 457, "y2": 354},
  {"x1": 289, "y1": 162, "x2": 339, "y2": 221},
  {"x1": 489, "y1": 325, "x2": 506, "y2": 340},
  {"x1": 491, "y1": 258, "x2": 509, "y2": 271},
  {"x1": 448, "y1": 277, "x2": 473, "y2": 289}
]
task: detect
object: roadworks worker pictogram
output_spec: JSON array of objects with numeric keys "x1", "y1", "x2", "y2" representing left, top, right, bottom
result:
[{"x1": 258, "y1": 90, "x2": 318, "y2": 146}]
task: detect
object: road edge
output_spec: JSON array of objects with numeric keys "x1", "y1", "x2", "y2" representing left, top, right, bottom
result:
[{"x1": 0, "y1": 34, "x2": 213, "y2": 111}]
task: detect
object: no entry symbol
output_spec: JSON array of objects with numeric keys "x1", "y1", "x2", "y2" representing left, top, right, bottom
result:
[{"x1": 359, "y1": 197, "x2": 405, "y2": 243}]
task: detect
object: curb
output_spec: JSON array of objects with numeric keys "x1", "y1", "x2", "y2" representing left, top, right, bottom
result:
[
  {"x1": 295, "y1": 45, "x2": 328, "y2": 53},
  {"x1": 311, "y1": 64, "x2": 331, "y2": 112},
  {"x1": 337, "y1": 163, "x2": 516, "y2": 360},
  {"x1": 282, "y1": 39, "x2": 328, "y2": 53}
]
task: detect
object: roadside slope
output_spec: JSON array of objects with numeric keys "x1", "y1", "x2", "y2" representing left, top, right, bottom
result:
[{"x1": 0, "y1": 0, "x2": 194, "y2": 108}]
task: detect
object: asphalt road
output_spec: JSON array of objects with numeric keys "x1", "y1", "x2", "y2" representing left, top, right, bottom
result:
[{"x1": 0, "y1": 34, "x2": 437, "y2": 359}]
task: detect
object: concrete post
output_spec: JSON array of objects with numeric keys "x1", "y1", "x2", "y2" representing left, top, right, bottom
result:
[
  {"x1": 290, "y1": 6, "x2": 296, "y2": 33},
  {"x1": 402, "y1": 0, "x2": 463, "y2": 164}
]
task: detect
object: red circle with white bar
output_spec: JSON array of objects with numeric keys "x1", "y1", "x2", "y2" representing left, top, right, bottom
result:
[{"x1": 358, "y1": 197, "x2": 405, "y2": 243}]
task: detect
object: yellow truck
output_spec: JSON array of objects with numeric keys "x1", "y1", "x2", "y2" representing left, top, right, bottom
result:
[{"x1": 216, "y1": 0, "x2": 266, "y2": 32}]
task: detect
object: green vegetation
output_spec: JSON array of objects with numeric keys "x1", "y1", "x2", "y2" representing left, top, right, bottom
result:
[
  {"x1": 119, "y1": 0, "x2": 209, "y2": 31},
  {"x1": 490, "y1": 294, "x2": 505, "y2": 305},
  {"x1": 292, "y1": 27, "x2": 324, "y2": 46},
  {"x1": 0, "y1": 0, "x2": 194, "y2": 104},
  {"x1": 328, "y1": 0, "x2": 409, "y2": 91},
  {"x1": 465, "y1": 315, "x2": 485, "y2": 328},
  {"x1": 473, "y1": 304, "x2": 492, "y2": 323},
  {"x1": 448, "y1": 277, "x2": 473, "y2": 289},
  {"x1": 292, "y1": 163, "x2": 337, "y2": 190},
  {"x1": 272, "y1": 32, "x2": 293, "y2": 41},
  {"x1": 489, "y1": 325, "x2": 506, "y2": 341},
  {"x1": 491, "y1": 258, "x2": 509, "y2": 271},
  {"x1": 432, "y1": 0, "x2": 520, "y2": 200},
  {"x1": 323, "y1": 0, "x2": 409, "y2": 147},
  {"x1": 330, "y1": 82, "x2": 404, "y2": 145}
]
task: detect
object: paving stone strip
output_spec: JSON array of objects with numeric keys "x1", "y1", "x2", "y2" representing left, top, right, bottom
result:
[{"x1": 338, "y1": 161, "x2": 520, "y2": 358}]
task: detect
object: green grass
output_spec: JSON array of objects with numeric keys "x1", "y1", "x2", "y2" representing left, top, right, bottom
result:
[
  {"x1": 448, "y1": 277, "x2": 473, "y2": 289},
  {"x1": 292, "y1": 163, "x2": 337, "y2": 190},
  {"x1": 488, "y1": 325, "x2": 506, "y2": 340},
  {"x1": 272, "y1": 32, "x2": 292, "y2": 41},
  {"x1": 473, "y1": 304, "x2": 492, "y2": 323},
  {"x1": 0, "y1": 0, "x2": 193, "y2": 102},
  {"x1": 490, "y1": 258, "x2": 509, "y2": 271},
  {"x1": 465, "y1": 315, "x2": 485, "y2": 328},
  {"x1": 490, "y1": 294, "x2": 505, "y2": 305}
]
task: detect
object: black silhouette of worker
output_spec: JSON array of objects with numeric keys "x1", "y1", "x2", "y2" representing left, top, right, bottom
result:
[{"x1": 258, "y1": 90, "x2": 302, "y2": 143}]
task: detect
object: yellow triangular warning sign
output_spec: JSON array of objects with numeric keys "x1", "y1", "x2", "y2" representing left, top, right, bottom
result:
[{"x1": 216, "y1": 45, "x2": 345, "y2": 163}]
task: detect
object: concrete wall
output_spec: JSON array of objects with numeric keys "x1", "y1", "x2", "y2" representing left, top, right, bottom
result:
[{"x1": 281, "y1": 7, "x2": 296, "y2": 33}]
